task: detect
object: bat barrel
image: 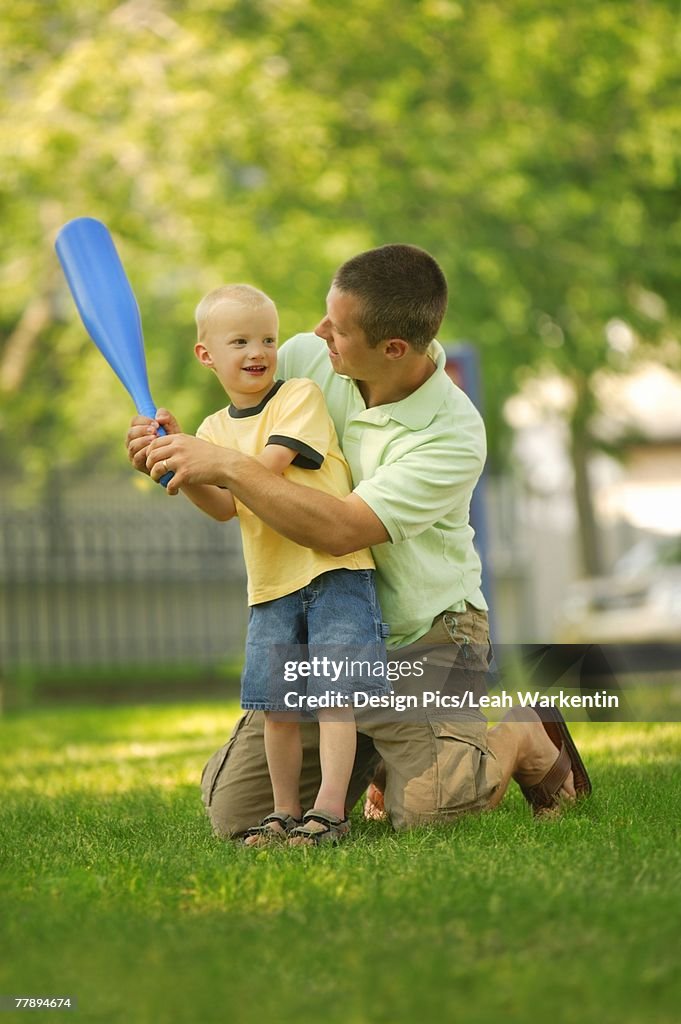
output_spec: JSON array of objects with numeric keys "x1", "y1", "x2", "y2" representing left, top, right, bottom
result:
[{"x1": 55, "y1": 217, "x2": 174, "y2": 489}]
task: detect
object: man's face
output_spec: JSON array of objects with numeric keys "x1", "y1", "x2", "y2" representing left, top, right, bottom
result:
[
  {"x1": 314, "y1": 287, "x2": 382, "y2": 379},
  {"x1": 195, "y1": 299, "x2": 278, "y2": 402}
]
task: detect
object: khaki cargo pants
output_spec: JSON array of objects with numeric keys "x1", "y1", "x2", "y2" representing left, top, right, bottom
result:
[{"x1": 200, "y1": 603, "x2": 502, "y2": 834}]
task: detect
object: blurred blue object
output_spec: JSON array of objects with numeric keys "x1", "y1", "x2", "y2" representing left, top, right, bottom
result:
[{"x1": 444, "y1": 343, "x2": 494, "y2": 640}]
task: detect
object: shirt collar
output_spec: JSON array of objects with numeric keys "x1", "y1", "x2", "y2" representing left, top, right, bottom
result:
[
  {"x1": 383, "y1": 342, "x2": 452, "y2": 429},
  {"x1": 228, "y1": 380, "x2": 285, "y2": 418},
  {"x1": 342, "y1": 341, "x2": 452, "y2": 428}
]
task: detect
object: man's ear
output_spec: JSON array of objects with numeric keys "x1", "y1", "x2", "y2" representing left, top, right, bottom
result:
[
  {"x1": 383, "y1": 338, "x2": 410, "y2": 360},
  {"x1": 194, "y1": 341, "x2": 214, "y2": 368}
]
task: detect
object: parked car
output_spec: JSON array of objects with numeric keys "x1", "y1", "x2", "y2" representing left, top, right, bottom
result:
[{"x1": 554, "y1": 538, "x2": 681, "y2": 645}]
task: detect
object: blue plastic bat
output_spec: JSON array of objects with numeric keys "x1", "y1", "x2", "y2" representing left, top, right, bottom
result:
[{"x1": 55, "y1": 217, "x2": 173, "y2": 487}]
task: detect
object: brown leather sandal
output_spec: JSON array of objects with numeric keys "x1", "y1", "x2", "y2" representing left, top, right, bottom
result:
[{"x1": 519, "y1": 705, "x2": 592, "y2": 815}]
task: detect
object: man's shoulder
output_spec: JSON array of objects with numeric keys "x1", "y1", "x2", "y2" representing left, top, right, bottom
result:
[
  {"x1": 383, "y1": 368, "x2": 486, "y2": 471},
  {"x1": 280, "y1": 331, "x2": 324, "y2": 355},
  {"x1": 434, "y1": 384, "x2": 486, "y2": 461},
  {"x1": 440, "y1": 377, "x2": 485, "y2": 429},
  {"x1": 424, "y1": 350, "x2": 484, "y2": 432},
  {"x1": 278, "y1": 332, "x2": 332, "y2": 385}
]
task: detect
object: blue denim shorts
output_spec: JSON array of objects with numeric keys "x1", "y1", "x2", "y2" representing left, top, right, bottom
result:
[{"x1": 241, "y1": 568, "x2": 391, "y2": 712}]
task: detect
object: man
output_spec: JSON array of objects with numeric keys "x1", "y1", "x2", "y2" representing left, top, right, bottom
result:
[{"x1": 127, "y1": 244, "x2": 591, "y2": 835}]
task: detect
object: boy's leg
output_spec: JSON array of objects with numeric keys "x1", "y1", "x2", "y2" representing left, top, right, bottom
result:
[
  {"x1": 301, "y1": 567, "x2": 388, "y2": 824},
  {"x1": 221, "y1": 590, "x2": 308, "y2": 838},
  {"x1": 200, "y1": 711, "x2": 379, "y2": 838},
  {"x1": 242, "y1": 713, "x2": 304, "y2": 846},
  {"x1": 313, "y1": 708, "x2": 357, "y2": 819},
  {"x1": 262, "y1": 713, "x2": 303, "y2": 819}
]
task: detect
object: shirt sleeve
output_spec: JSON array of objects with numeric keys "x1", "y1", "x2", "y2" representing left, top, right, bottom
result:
[
  {"x1": 265, "y1": 379, "x2": 333, "y2": 469},
  {"x1": 353, "y1": 426, "x2": 486, "y2": 543},
  {"x1": 194, "y1": 412, "x2": 237, "y2": 492},
  {"x1": 195, "y1": 416, "x2": 215, "y2": 444}
]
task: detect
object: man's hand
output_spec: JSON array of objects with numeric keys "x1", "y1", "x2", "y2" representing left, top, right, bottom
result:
[
  {"x1": 146, "y1": 432, "x2": 234, "y2": 495},
  {"x1": 126, "y1": 408, "x2": 182, "y2": 477}
]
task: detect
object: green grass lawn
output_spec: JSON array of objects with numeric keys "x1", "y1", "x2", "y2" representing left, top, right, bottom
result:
[{"x1": 1, "y1": 703, "x2": 680, "y2": 1024}]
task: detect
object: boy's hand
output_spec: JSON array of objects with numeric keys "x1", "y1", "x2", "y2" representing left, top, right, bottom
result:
[{"x1": 126, "y1": 408, "x2": 181, "y2": 476}]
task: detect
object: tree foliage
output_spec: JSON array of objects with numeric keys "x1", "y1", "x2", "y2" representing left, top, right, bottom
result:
[{"x1": 2, "y1": 0, "x2": 680, "y2": 563}]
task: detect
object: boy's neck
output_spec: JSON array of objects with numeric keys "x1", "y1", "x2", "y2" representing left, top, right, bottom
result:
[{"x1": 228, "y1": 379, "x2": 279, "y2": 410}]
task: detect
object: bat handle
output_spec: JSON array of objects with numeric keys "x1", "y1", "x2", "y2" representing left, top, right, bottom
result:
[
  {"x1": 154, "y1": 425, "x2": 175, "y2": 488},
  {"x1": 136, "y1": 400, "x2": 174, "y2": 488}
]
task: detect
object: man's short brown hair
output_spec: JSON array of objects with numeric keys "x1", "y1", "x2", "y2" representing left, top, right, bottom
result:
[{"x1": 332, "y1": 244, "x2": 448, "y2": 352}]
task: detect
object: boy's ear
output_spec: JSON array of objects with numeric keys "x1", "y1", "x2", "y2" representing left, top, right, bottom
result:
[{"x1": 194, "y1": 341, "x2": 214, "y2": 367}]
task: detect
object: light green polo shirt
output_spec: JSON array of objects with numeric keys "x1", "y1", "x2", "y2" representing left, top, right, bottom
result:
[{"x1": 278, "y1": 332, "x2": 487, "y2": 648}]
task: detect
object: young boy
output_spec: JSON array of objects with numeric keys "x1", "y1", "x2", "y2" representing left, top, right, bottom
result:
[{"x1": 147, "y1": 284, "x2": 388, "y2": 846}]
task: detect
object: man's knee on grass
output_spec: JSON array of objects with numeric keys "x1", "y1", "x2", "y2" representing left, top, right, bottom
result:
[
  {"x1": 206, "y1": 804, "x2": 255, "y2": 840},
  {"x1": 382, "y1": 724, "x2": 502, "y2": 831}
]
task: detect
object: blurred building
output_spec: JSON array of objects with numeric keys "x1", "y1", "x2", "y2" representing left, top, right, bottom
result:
[{"x1": 493, "y1": 363, "x2": 681, "y2": 643}]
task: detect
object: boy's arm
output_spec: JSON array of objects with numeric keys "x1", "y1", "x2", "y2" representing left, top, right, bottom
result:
[
  {"x1": 180, "y1": 479, "x2": 237, "y2": 522},
  {"x1": 145, "y1": 434, "x2": 389, "y2": 554},
  {"x1": 256, "y1": 445, "x2": 297, "y2": 475},
  {"x1": 138, "y1": 381, "x2": 388, "y2": 552}
]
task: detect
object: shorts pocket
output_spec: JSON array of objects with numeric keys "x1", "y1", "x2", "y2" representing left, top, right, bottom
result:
[{"x1": 427, "y1": 717, "x2": 490, "y2": 813}]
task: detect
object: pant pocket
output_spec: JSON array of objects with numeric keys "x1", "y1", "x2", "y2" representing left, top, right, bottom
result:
[
  {"x1": 427, "y1": 717, "x2": 490, "y2": 812},
  {"x1": 441, "y1": 609, "x2": 492, "y2": 672}
]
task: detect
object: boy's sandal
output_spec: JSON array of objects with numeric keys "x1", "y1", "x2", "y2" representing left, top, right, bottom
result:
[
  {"x1": 243, "y1": 812, "x2": 302, "y2": 847},
  {"x1": 287, "y1": 809, "x2": 351, "y2": 846}
]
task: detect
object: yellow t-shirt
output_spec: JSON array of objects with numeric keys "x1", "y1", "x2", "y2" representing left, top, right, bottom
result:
[{"x1": 196, "y1": 378, "x2": 375, "y2": 605}]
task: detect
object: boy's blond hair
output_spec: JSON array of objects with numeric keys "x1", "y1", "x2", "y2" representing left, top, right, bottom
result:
[{"x1": 195, "y1": 284, "x2": 276, "y2": 343}]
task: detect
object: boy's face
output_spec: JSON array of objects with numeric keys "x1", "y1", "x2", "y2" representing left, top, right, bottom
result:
[{"x1": 195, "y1": 299, "x2": 278, "y2": 405}]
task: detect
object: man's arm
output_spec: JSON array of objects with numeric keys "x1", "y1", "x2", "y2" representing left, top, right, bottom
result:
[
  {"x1": 127, "y1": 414, "x2": 302, "y2": 524},
  {"x1": 145, "y1": 433, "x2": 390, "y2": 556}
]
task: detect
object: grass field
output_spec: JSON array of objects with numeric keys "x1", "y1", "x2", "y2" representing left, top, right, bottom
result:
[{"x1": 1, "y1": 703, "x2": 680, "y2": 1024}]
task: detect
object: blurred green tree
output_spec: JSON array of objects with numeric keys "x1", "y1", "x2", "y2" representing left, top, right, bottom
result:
[{"x1": 1, "y1": 0, "x2": 679, "y2": 570}]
